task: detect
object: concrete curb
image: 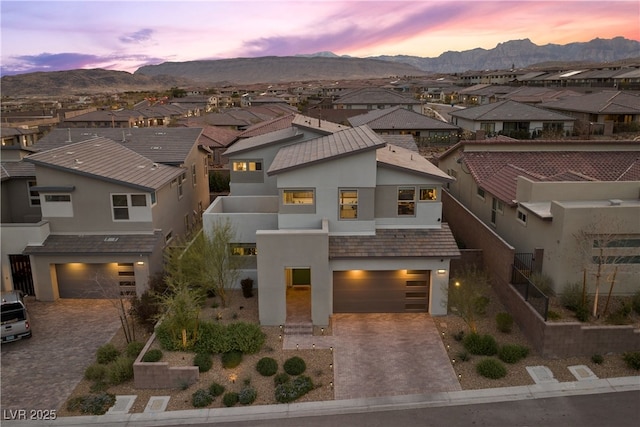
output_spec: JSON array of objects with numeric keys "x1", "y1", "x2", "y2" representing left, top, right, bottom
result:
[{"x1": 4, "y1": 376, "x2": 639, "y2": 427}]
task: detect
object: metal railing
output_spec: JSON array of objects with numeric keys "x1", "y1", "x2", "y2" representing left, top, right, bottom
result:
[{"x1": 511, "y1": 253, "x2": 549, "y2": 320}]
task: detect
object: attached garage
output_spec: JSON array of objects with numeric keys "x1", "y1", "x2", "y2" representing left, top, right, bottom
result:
[
  {"x1": 333, "y1": 270, "x2": 430, "y2": 313},
  {"x1": 56, "y1": 262, "x2": 135, "y2": 298}
]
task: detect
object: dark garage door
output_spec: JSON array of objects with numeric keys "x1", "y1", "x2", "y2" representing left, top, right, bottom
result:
[
  {"x1": 333, "y1": 270, "x2": 430, "y2": 313},
  {"x1": 56, "y1": 263, "x2": 134, "y2": 298}
]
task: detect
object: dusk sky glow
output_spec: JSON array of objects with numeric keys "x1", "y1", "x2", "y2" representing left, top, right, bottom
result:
[{"x1": 1, "y1": 0, "x2": 638, "y2": 75}]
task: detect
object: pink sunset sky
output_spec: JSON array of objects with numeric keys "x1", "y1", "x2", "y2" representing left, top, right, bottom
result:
[{"x1": 1, "y1": 0, "x2": 638, "y2": 75}]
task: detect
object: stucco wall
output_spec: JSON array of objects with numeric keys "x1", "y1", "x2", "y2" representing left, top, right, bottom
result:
[{"x1": 1, "y1": 221, "x2": 50, "y2": 293}]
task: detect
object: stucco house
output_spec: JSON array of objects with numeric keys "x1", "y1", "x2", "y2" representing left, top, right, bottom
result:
[
  {"x1": 332, "y1": 87, "x2": 423, "y2": 113},
  {"x1": 1, "y1": 128, "x2": 210, "y2": 300},
  {"x1": 437, "y1": 140, "x2": 640, "y2": 296},
  {"x1": 204, "y1": 118, "x2": 459, "y2": 327}
]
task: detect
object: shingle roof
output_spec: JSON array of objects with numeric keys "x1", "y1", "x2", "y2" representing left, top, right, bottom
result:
[
  {"x1": 25, "y1": 137, "x2": 183, "y2": 191},
  {"x1": 1, "y1": 161, "x2": 36, "y2": 181},
  {"x1": 33, "y1": 128, "x2": 203, "y2": 165},
  {"x1": 268, "y1": 125, "x2": 386, "y2": 175},
  {"x1": 329, "y1": 225, "x2": 460, "y2": 259},
  {"x1": 24, "y1": 232, "x2": 162, "y2": 255},
  {"x1": 377, "y1": 144, "x2": 453, "y2": 182},
  {"x1": 348, "y1": 106, "x2": 458, "y2": 131},
  {"x1": 223, "y1": 127, "x2": 303, "y2": 157},
  {"x1": 449, "y1": 100, "x2": 575, "y2": 121},
  {"x1": 336, "y1": 88, "x2": 421, "y2": 105},
  {"x1": 539, "y1": 91, "x2": 640, "y2": 114}
]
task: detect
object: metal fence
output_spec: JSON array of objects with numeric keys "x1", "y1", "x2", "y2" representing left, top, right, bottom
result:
[{"x1": 511, "y1": 253, "x2": 549, "y2": 320}]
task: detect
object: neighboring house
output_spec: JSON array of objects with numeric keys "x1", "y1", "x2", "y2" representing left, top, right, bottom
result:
[
  {"x1": 348, "y1": 106, "x2": 460, "y2": 146},
  {"x1": 195, "y1": 125, "x2": 240, "y2": 169},
  {"x1": 1, "y1": 128, "x2": 210, "y2": 301},
  {"x1": 332, "y1": 88, "x2": 422, "y2": 113},
  {"x1": 61, "y1": 109, "x2": 144, "y2": 128},
  {"x1": 1, "y1": 127, "x2": 40, "y2": 148},
  {"x1": 437, "y1": 140, "x2": 640, "y2": 296},
  {"x1": 457, "y1": 84, "x2": 513, "y2": 105},
  {"x1": 204, "y1": 122, "x2": 459, "y2": 327},
  {"x1": 449, "y1": 100, "x2": 576, "y2": 138}
]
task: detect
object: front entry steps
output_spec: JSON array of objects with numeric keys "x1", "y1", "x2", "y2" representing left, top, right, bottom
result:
[{"x1": 284, "y1": 322, "x2": 313, "y2": 335}]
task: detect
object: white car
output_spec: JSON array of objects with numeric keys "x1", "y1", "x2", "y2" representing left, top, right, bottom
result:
[{"x1": 1, "y1": 290, "x2": 32, "y2": 342}]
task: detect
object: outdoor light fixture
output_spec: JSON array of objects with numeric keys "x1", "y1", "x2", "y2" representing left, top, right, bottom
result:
[
  {"x1": 296, "y1": 344, "x2": 299, "y2": 350},
  {"x1": 330, "y1": 346, "x2": 333, "y2": 352},
  {"x1": 321, "y1": 328, "x2": 324, "y2": 335},
  {"x1": 330, "y1": 382, "x2": 333, "y2": 388},
  {"x1": 455, "y1": 281, "x2": 461, "y2": 287},
  {"x1": 279, "y1": 334, "x2": 282, "y2": 341},
  {"x1": 229, "y1": 374, "x2": 237, "y2": 384},
  {"x1": 137, "y1": 261, "x2": 144, "y2": 265},
  {"x1": 442, "y1": 331, "x2": 445, "y2": 337},
  {"x1": 312, "y1": 343, "x2": 315, "y2": 350},
  {"x1": 330, "y1": 363, "x2": 333, "y2": 370},
  {"x1": 437, "y1": 269, "x2": 446, "y2": 275}
]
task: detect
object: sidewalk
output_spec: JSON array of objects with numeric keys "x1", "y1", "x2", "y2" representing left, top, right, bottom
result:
[{"x1": 5, "y1": 376, "x2": 639, "y2": 427}]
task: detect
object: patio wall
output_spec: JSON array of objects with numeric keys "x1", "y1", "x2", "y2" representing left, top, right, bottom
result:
[{"x1": 133, "y1": 332, "x2": 199, "y2": 389}]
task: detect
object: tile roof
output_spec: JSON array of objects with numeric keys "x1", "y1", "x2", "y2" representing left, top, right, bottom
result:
[
  {"x1": 378, "y1": 134, "x2": 419, "y2": 152},
  {"x1": 237, "y1": 114, "x2": 296, "y2": 138},
  {"x1": 24, "y1": 232, "x2": 162, "y2": 255},
  {"x1": 268, "y1": 125, "x2": 386, "y2": 175},
  {"x1": 1, "y1": 161, "x2": 36, "y2": 181},
  {"x1": 449, "y1": 100, "x2": 575, "y2": 121},
  {"x1": 291, "y1": 114, "x2": 350, "y2": 134},
  {"x1": 335, "y1": 88, "x2": 421, "y2": 105},
  {"x1": 25, "y1": 137, "x2": 183, "y2": 191},
  {"x1": 377, "y1": 144, "x2": 453, "y2": 182},
  {"x1": 539, "y1": 91, "x2": 640, "y2": 114},
  {"x1": 197, "y1": 125, "x2": 239, "y2": 148},
  {"x1": 223, "y1": 127, "x2": 303, "y2": 157},
  {"x1": 329, "y1": 225, "x2": 460, "y2": 259},
  {"x1": 348, "y1": 106, "x2": 458, "y2": 131},
  {"x1": 33, "y1": 128, "x2": 203, "y2": 165}
]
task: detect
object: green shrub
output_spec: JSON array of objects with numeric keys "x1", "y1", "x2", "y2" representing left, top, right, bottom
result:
[
  {"x1": 546, "y1": 310, "x2": 562, "y2": 321},
  {"x1": 575, "y1": 304, "x2": 590, "y2": 322},
  {"x1": 632, "y1": 290, "x2": 640, "y2": 315},
  {"x1": 227, "y1": 322, "x2": 266, "y2": 354},
  {"x1": 89, "y1": 380, "x2": 109, "y2": 393},
  {"x1": 96, "y1": 343, "x2": 120, "y2": 364},
  {"x1": 453, "y1": 331, "x2": 465, "y2": 342},
  {"x1": 456, "y1": 351, "x2": 470, "y2": 362},
  {"x1": 209, "y1": 382, "x2": 225, "y2": 397},
  {"x1": 529, "y1": 272, "x2": 554, "y2": 296},
  {"x1": 193, "y1": 321, "x2": 232, "y2": 354},
  {"x1": 191, "y1": 389, "x2": 213, "y2": 408},
  {"x1": 256, "y1": 357, "x2": 278, "y2": 376},
  {"x1": 222, "y1": 351, "x2": 243, "y2": 369},
  {"x1": 193, "y1": 353, "x2": 213, "y2": 372},
  {"x1": 560, "y1": 282, "x2": 584, "y2": 312},
  {"x1": 274, "y1": 372, "x2": 290, "y2": 386},
  {"x1": 222, "y1": 392, "x2": 239, "y2": 407},
  {"x1": 130, "y1": 290, "x2": 161, "y2": 333},
  {"x1": 66, "y1": 392, "x2": 116, "y2": 415},
  {"x1": 463, "y1": 333, "x2": 498, "y2": 356},
  {"x1": 238, "y1": 387, "x2": 257, "y2": 405},
  {"x1": 142, "y1": 349, "x2": 163, "y2": 363},
  {"x1": 476, "y1": 358, "x2": 507, "y2": 379},
  {"x1": 474, "y1": 296, "x2": 490, "y2": 315},
  {"x1": 84, "y1": 363, "x2": 108, "y2": 381},
  {"x1": 155, "y1": 322, "x2": 184, "y2": 351},
  {"x1": 622, "y1": 352, "x2": 640, "y2": 370},
  {"x1": 274, "y1": 375, "x2": 314, "y2": 403},
  {"x1": 107, "y1": 356, "x2": 134, "y2": 385},
  {"x1": 283, "y1": 356, "x2": 307, "y2": 375},
  {"x1": 495, "y1": 312, "x2": 514, "y2": 333},
  {"x1": 497, "y1": 344, "x2": 529, "y2": 364},
  {"x1": 591, "y1": 354, "x2": 604, "y2": 365},
  {"x1": 606, "y1": 303, "x2": 632, "y2": 325},
  {"x1": 125, "y1": 341, "x2": 145, "y2": 359}
]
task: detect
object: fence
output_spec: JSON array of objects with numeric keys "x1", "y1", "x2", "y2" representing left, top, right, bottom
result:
[{"x1": 511, "y1": 253, "x2": 549, "y2": 320}]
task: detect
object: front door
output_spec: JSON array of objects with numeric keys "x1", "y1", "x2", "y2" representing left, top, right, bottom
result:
[{"x1": 9, "y1": 255, "x2": 35, "y2": 296}]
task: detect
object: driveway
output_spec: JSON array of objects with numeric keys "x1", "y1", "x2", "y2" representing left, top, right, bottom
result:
[
  {"x1": 332, "y1": 313, "x2": 461, "y2": 400},
  {"x1": 1, "y1": 299, "x2": 121, "y2": 412}
]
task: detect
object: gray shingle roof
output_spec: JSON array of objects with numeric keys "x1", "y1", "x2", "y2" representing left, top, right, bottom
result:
[
  {"x1": 348, "y1": 106, "x2": 458, "y2": 131},
  {"x1": 329, "y1": 225, "x2": 460, "y2": 259},
  {"x1": 33, "y1": 128, "x2": 203, "y2": 165},
  {"x1": 450, "y1": 100, "x2": 575, "y2": 121},
  {"x1": 377, "y1": 145, "x2": 454, "y2": 182},
  {"x1": 25, "y1": 137, "x2": 183, "y2": 191},
  {"x1": 24, "y1": 232, "x2": 162, "y2": 255},
  {"x1": 268, "y1": 125, "x2": 386, "y2": 175}
]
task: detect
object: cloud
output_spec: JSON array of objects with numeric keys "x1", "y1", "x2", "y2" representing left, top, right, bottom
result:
[{"x1": 119, "y1": 28, "x2": 154, "y2": 44}]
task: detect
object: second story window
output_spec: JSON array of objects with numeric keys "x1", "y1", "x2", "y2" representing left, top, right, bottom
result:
[
  {"x1": 178, "y1": 172, "x2": 186, "y2": 199},
  {"x1": 233, "y1": 161, "x2": 262, "y2": 171},
  {"x1": 283, "y1": 189, "x2": 314, "y2": 205},
  {"x1": 398, "y1": 187, "x2": 415, "y2": 216},
  {"x1": 339, "y1": 189, "x2": 358, "y2": 219},
  {"x1": 191, "y1": 164, "x2": 197, "y2": 187},
  {"x1": 111, "y1": 193, "x2": 149, "y2": 221},
  {"x1": 27, "y1": 180, "x2": 40, "y2": 206},
  {"x1": 419, "y1": 188, "x2": 437, "y2": 201}
]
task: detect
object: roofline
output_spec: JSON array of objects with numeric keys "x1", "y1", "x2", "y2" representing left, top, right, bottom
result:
[
  {"x1": 223, "y1": 132, "x2": 304, "y2": 157},
  {"x1": 376, "y1": 161, "x2": 455, "y2": 183}
]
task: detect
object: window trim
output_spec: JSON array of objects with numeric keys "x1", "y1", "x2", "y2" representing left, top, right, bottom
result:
[
  {"x1": 111, "y1": 193, "x2": 148, "y2": 222},
  {"x1": 339, "y1": 189, "x2": 358, "y2": 220},
  {"x1": 397, "y1": 186, "x2": 416, "y2": 217},
  {"x1": 517, "y1": 209, "x2": 528, "y2": 226}
]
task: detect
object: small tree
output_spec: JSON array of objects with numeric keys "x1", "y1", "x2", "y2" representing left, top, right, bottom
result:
[
  {"x1": 89, "y1": 273, "x2": 137, "y2": 344},
  {"x1": 447, "y1": 264, "x2": 491, "y2": 333},
  {"x1": 156, "y1": 278, "x2": 203, "y2": 349}
]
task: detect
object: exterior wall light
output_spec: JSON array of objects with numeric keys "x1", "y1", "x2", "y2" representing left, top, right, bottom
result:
[{"x1": 437, "y1": 269, "x2": 446, "y2": 275}]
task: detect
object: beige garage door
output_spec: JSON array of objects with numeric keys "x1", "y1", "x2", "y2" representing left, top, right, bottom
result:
[{"x1": 333, "y1": 270, "x2": 430, "y2": 313}]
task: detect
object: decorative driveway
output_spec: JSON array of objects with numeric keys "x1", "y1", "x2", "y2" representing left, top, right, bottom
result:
[{"x1": 1, "y1": 299, "x2": 121, "y2": 412}]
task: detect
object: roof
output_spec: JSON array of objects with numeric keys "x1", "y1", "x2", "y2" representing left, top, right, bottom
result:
[
  {"x1": 62, "y1": 110, "x2": 142, "y2": 122},
  {"x1": 291, "y1": 114, "x2": 350, "y2": 134},
  {"x1": 24, "y1": 137, "x2": 184, "y2": 191},
  {"x1": 223, "y1": 127, "x2": 303, "y2": 157},
  {"x1": 237, "y1": 114, "x2": 296, "y2": 138},
  {"x1": 335, "y1": 87, "x2": 421, "y2": 105},
  {"x1": 197, "y1": 125, "x2": 239, "y2": 148},
  {"x1": 450, "y1": 100, "x2": 575, "y2": 122},
  {"x1": 539, "y1": 91, "x2": 640, "y2": 114},
  {"x1": 23, "y1": 232, "x2": 162, "y2": 255},
  {"x1": 329, "y1": 225, "x2": 460, "y2": 259},
  {"x1": 1, "y1": 161, "x2": 36, "y2": 181},
  {"x1": 268, "y1": 125, "x2": 386, "y2": 176},
  {"x1": 33, "y1": 128, "x2": 203, "y2": 165},
  {"x1": 377, "y1": 144, "x2": 454, "y2": 182},
  {"x1": 348, "y1": 106, "x2": 458, "y2": 131},
  {"x1": 378, "y1": 134, "x2": 419, "y2": 152}
]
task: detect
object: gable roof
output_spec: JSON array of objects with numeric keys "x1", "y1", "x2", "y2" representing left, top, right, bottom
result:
[
  {"x1": 378, "y1": 134, "x2": 419, "y2": 152},
  {"x1": 268, "y1": 125, "x2": 386, "y2": 176},
  {"x1": 335, "y1": 87, "x2": 421, "y2": 105},
  {"x1": 223, "y1": 127, "x2": 303, "y2": 157},
  {"x1": 237, "y1": 113, "x2": 296, "y2": 138},
  {"x1": 291, "y1": 114, "x2": 350, "y2": 134},
  {"x1": 24, "y1": 137, "x2": 183, "y2": 191},
  {"x1": 1, "y1": 161, "x2": 36, "y2": 181},
  {"x1": 539, "y1": 91, "x2": 640, "y2": 114},
  {"x1": 348, "y1": 106, "x2": 458, "y2": 131},
  {"x1": 32, "y1": 128, "x2": 203, "y2": 165},
  {"x1": 449, "y1": 100, "x2": 575, "y2": 121},
  {"x1": 197, "y1": 125, "x2": 240, "y2": 148},
  {"x1": 376, "y1": 144, "x2": 454, "y2": 182}
]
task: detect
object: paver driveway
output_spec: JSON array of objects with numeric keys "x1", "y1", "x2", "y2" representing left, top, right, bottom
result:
[
  {"x1": 332, "y1": 313, "x2": 461, "y2": 400},
  {"x1": 1, "y1": 299, "x2": 121, "y2": 412}
]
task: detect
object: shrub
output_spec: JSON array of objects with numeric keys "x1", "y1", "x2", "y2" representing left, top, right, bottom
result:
[
  {"x1": 546, "y1": 310, "x2": 562, "y2": 321},
  {"x1": 238, "y1": 387, "x2": 257, "y2": 405},
  {"x1": 227, "y1": 322, "x2": 266, "y2": 354},
  {"x1": 274, "y1": 375, "x2": 314, "y2": 403},
  {"x1": 495, "y1": 312, "x2": 514, "y2": 333},
  {"x1": 476, "y1": 358, "x2": 507, "y2": 379},
  {"x1": 283, "y1": 356, "x2": 307, "y2": 375},
  {"x1": 194, "y1": 353, "x2": 213, "y2": 372},
  {"x1": 529, "y1": 272, "x2": 554, "y2": 296},
  {"x1": 456, "y1": 351, "x2": 470, "y2": 362},
  {"x1": 107, "y1": 356, "x2": 134, "y2": 385},
  {"x1": 142, "y1": 349, "x2": 163, "y2": 363},
  {"x1": 591, "y1": 354, "x2": 604, "y2": 365},
  {"x1": 194, "y1": 321, "x2": 232, "y2": 354},
  {"x1": 256, "y1": 357, "x2": 278, "y2": 376},
  {"x1": 474, "y1": 295, "x2": 490, "y2": 315},
  {"x1": 130, "y1": 290, "x2": 160, "y2": 333},
  {"x1": 126, "y1": 341, "x2": 145, "y2": 359},
  {"x1": 497, "y1": 344, "x2": 529, "y2": 364},
  {"x1": 96, "y1": 343, "x2": 120, "y2": 364},
  {"x1": 222, "y1": 392, "x2": 239, "y2": 407},
  {"x1": 453, "y1": 330, "x2": 465, "y2": 342},
  {"x1": 606, "y1": 303, "x2": 632, "y2": 325},
  {"x1": 632, "y1": 290, "x2": 640, "y2": 315},
  {"x1": 463, "y1": 333, "x2": 498, "y2": 356},
  {"x1": 560, "y1": 282, "x2": 584, "y2": 312},
  {"x1": 274, "y1": 372, "x2": 290, "y2": 386},
  {"x1": 67, "y1": 392, "x2": 116, "y2": 415},
  {"x1": 222, "y1": 351, "x2": 243, "y2": 369},
  {"x1": 622, "y1": 352, "x2": 640, "y2": 370},
  {"x1": 209, "y1": 382, "x2": 225, "y2": 397},
  {"x1": 84, "y1": 363, "x2": 108, "y2": 382},
  {"x1": 575, "y1": 304, "x2": 590, "y2": 322},
  {"x1": 191, "y1": 389, "x2": 213, "y2": 408}
]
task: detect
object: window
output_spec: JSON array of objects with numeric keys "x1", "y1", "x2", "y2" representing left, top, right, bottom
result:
[
  {"x1": 476, "y1": 187, "x2": 485, "y2": 200},
  {"x1": 419, "y1": 188, "x2": 437, "y2": 201},
  {"x1": 150, "y1": 192, "x2": 157, "y2": 205},
  {"x1": 131, "y1": 194, "x2": 146, "y2": 206},
  {"x1": 397, "y1": 187, "x2": 415, "y2": 216},
  {"x1": 27, "y1": 180, "x2": 40, "y2": 206},
  {"x1": 283, "y1": 189, "x2": 314, "y2": 205},
  {"x1": 517, "y1": 210, "x2": 528, "y2": 225},
  {"x1": 191, "y1": 164, "x2": 197, "y2": 187},
  {"x1": 178, "y1": 172, "x2": 185, "y2": 198},
  {"x1": 112, "y1": 194, "x2": 129, "y2": 220},
  {"x1": 111, "y1": 194, "x2": 148, "y2": 221},
  {"x1": 232, "y1": 161, "x2": 262, "y2": 171},
  {"x1": 165, "y1": 230, "x2": 173, "y2": 244},
  {"x1": 184, "y1": 213, "x2": 190, "y2": 232},
  {"x1": 231, "y1": 244, "x2": 257, "y2": 256},
  {"x1": 480, "y1": 122, "x2": 495, "y2": 133},
  {"x1": 491, "y1": 197, "x2": 503, "y2": 226},
  {"x1": 45, "y1": 194, "x2": 71, "y2": 202},
  {"x1": 339, "y1": 189, "x2": 358, "y2": 219}
]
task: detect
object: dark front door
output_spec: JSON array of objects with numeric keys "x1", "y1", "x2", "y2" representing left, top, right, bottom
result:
[{"x1": 9, "y1": 255, "x2": 35, "y2": 296}]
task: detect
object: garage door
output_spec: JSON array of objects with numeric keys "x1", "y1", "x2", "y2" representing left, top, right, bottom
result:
[
  {"x1": 56, "y1": 263, "x2": 135, "y2": 298},
  {"x1": 333, "y1": 270, "x2": 430, "y2": 313}
]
